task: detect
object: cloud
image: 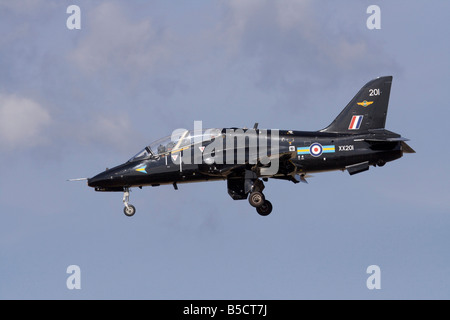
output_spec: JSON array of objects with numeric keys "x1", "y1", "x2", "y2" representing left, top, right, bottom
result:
[
  {"x1": 65, "y1": 0, "x2": 388, "y2": 102},
  {"x1": 68, "y1": 2, "x2": 172, "y2": 76},
  {"x1": 218, "y1": 0, "x2": 396, "y2": 92},
  {"x1": 89, "y1": 114, "x2": 134, "y2": 150},
  {"x1": 61, "y1": 112, "x2": 137, "y2": 154},
  {"x1": 0, "y1": 0, "x2": 45, "y2": 14},
  {"x1": 0, "y1": 93, "x2": 51, "y2": 149},
  {"x1": 223, "y1": 0, "x2": 316, "y2": 51}
]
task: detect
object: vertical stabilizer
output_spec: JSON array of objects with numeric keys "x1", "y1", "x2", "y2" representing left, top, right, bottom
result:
[{"x1": 321, "y1": 76, "x2": 392, "y2": 134}]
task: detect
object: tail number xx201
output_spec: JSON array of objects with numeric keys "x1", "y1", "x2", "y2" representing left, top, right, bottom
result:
[{"x1": 339, "y1": 145, "x2": 354, "y2": 151}]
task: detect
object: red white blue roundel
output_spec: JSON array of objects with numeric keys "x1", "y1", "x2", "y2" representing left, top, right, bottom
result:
[{"x1": 309, "y1": 143, "x2": 323, "y2": 157}]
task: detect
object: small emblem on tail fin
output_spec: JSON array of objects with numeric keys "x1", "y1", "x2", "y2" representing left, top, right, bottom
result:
[
  {"x1": 357, "y1": 100, "x2": 374, "y2": 107},
  {"x1": 349, "y1": 115, "x2": 364, "y2": 130}
]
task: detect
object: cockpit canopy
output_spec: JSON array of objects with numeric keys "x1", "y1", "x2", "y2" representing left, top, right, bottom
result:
[{"x1": 128, "y1": 128, "x2": 223, "y2": 162}]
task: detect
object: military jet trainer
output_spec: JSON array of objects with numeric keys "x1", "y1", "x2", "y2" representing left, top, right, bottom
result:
[{"x1": 82, "y1": 76, "x2": 414, "y2": 217}]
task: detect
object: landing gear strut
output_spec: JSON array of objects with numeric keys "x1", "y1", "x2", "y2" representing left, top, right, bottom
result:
[{"x1": 123, "y1": 188, "x2": 136, "y2": 217}]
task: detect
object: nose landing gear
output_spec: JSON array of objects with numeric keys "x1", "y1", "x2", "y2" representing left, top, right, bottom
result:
[{"x1": 123, "y1": 188, "x2": 136, "y2": 217}]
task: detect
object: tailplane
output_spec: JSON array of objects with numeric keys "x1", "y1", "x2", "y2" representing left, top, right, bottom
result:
[{"x1": 321, "y1": 76, "x2": 393, "y2": 134}]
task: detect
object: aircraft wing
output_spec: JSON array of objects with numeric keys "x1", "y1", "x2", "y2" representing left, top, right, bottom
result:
[{"x1": 198, "y1": 149, "x2": 296, "y2": 178}]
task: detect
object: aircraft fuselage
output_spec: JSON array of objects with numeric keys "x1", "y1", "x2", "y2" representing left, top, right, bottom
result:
[
  {"x1": 84, "y1": 76, "x2": 414, "y2": 217},
  {"x1": 88, "y1": 129, "x2": 404, "y2": 191}
]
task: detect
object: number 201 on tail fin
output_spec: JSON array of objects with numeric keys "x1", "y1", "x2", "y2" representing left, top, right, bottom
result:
[{"x1": 369, "y1": 88, "x2": 380, "y2": 96}]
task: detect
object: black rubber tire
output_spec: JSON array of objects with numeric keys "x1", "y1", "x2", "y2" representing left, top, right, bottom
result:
[
  {"x1": 123, "y1": 205, "x2": 136, "y2": 217},
  {"x1": 256, "y1": 200, "x2": 273, "y2": 216},
  {"x1": 248, "y1": 191, "x2": 265, "y2": 208}
]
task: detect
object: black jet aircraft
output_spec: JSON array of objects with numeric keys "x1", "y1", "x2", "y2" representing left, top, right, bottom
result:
[{"x1": 83, "y1": 76, "x2": 415, "y2": 217}]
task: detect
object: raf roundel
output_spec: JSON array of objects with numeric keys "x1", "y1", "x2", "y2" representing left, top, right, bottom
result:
[{"x1": 309, "y1": 143, "x2": 323, "y2": 157}]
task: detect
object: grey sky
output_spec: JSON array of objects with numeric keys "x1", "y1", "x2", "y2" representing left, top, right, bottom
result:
[{"x1": 0, "y1": 0, "x2": 449, "y2": 299}]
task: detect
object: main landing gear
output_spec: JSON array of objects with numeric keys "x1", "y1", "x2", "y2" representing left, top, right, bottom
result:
[
  {"x1": 123, "y1": 188, "x2": 136, "y2": 217},
  {"x1": 227, "y1": 171, "x2": 274, "y2": 216},
  {"x1": 248, "y1": 191, "x2": 273, "y2": 216},
  {"x1": 248, "y1": 179, "x2": 273, "y2": 216}
]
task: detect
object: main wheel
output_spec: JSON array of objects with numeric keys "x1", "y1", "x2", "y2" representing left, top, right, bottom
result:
[
  {"x1": 256, "y1": 200, "x2": 273, "y2": 216},
  {"x1": 377, "y1": 159, "x2": 386, "y2": 167},
  {"x1": 248, "y1": 191, "x2": 265, "y2": 208},
  {"x1": 123, "y1": 205, "x2": 136, "y2": 217}
]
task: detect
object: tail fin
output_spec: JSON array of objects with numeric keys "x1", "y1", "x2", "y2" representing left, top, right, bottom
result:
[{"x1": 321, "y1": 76, "x2": 393, "y2": 134}]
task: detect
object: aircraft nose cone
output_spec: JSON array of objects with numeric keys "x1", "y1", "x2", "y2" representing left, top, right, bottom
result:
[
  {"x1": 87, "y1": 172, "x2": 109, "y2": 188},
  {"x1": 87, "y1": 164, "x2": 131, "y2": 190}
]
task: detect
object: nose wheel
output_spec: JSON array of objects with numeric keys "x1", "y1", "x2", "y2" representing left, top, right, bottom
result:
[
  {"x1": 123, "y1": 188, "x2": 136, "y2": 217},
  {"x1": 124, "y1": 204, "x2": 136, "y2": 217}
]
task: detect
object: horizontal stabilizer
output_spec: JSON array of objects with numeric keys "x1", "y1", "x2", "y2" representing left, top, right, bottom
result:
[
  {"x1": 401, "y1": 141, "x2": 416, "y2": 153},
  {"x1": 346, "y1": 161, "x2": 369, "y2": 175},
  {"x1": 358, "y1": 137, "x2": 410, "y2": 143}
]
